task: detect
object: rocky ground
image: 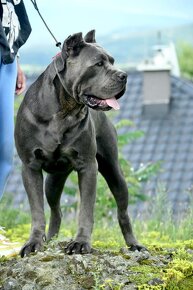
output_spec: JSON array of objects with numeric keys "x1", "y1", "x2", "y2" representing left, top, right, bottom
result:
[{"x1": 1, "y1": 239, "x2": 191, "y2": 290}]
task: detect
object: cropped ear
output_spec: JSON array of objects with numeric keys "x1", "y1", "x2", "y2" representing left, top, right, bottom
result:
[
  {"x1": 54, "y1": 33, "x2": 84, "y2": 73},
  {"x1": 84, "y1": 30, "x2": 96, "y2": 43},
  {"x1": 54, "y1": 53, "x2": 65, "y2": 72},
  {"x1": 63, "y1": 32, "x2": 85, "y2": 57}
]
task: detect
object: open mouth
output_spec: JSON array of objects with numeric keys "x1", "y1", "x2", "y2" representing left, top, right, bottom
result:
[{"x1": 82, "y1": 88, "x2": 125, "y2": 111}]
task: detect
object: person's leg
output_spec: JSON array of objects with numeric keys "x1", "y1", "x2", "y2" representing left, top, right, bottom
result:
[{"x1": 0, "y1": 58, "x2": 17, "y2": 200}]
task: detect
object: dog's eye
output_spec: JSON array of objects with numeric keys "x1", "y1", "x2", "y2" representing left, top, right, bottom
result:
[{"x1": 96, "y1": 61, "x2": 103, "y2": 67}]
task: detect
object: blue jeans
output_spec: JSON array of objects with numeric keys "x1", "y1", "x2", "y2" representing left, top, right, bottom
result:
[{"x1": 0, "y1": 56, "x2": 17, "y2": 200}]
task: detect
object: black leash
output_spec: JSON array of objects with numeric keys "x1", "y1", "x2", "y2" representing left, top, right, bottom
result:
[{"x1": 30, "y1": 0, "x2": 62, "y2": 50}]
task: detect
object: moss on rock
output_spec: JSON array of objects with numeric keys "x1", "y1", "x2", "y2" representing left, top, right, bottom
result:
[{"x1": 0, "y1": 235, "x2": 193, "y2": 290}]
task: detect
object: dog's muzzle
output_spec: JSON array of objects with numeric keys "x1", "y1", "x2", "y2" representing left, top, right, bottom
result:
[{"x1": 82, "y1": 87, "x2": 126, "y2": 111}]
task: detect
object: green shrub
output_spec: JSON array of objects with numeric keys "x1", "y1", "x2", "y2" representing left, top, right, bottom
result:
[
  {"x1": 0, "y1": 196, "x2": 30, "y2": 229},
  {"x1": 177, "y1": 42, "x2": 193, "y2": 80}
]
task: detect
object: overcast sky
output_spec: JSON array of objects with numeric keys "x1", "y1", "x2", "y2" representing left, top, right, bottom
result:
[{"x1": 23, "y1": 0, "x2": 193, "y2": 50}]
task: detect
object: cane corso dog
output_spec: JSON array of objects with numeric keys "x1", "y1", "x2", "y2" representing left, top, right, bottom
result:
[{"x1": 15, "y1": 30, "x2": 144, "y2": 257}]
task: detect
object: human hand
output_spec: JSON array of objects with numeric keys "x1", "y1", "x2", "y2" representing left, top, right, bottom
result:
[{"x1": 15, "y1": 60, "x2": 26, "y2": 95}]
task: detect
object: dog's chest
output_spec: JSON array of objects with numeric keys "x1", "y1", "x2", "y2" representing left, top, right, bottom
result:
[
  {"x1": 36, "y1": 112, "x2": 95, "y2": 173},
  {"x1": 39, "y1": 146, "x2": 78, "y2": 173}
]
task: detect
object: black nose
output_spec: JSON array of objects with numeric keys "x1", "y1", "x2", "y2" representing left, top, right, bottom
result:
[{"x1": 117, "y1": 72, "x2": 127, "y2": 82}]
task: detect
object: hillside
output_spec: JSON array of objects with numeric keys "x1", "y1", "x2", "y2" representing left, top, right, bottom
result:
[
  {"x1": 20, "y1": 23, "x2": 193, "y2": 70},
  {"x1": 99, "y1": 23, "x2": 193, "y2": 65}
]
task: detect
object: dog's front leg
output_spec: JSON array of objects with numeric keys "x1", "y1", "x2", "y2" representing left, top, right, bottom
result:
[
  {"x1": 20, "y1": 164, "x2": 46, "y2": 257},
  {"x1": 65, "y1": 160, "x2": 97, "y2": 254}
]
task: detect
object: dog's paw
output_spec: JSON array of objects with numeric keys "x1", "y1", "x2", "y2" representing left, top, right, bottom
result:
[
  {"x1": 20, "y1": 237, "x2": 45, "y2": 258},
  {"x1": 128, "y1": 244, "x2": 147, "y2": 252},
  {"x1": 64, "y1": 240, "x2": 91, "y2": 255}
]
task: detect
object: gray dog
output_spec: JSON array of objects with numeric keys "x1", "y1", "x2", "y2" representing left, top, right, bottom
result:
[{"x1": 15, "y1": 30, "x2": 144, "y2": 257}]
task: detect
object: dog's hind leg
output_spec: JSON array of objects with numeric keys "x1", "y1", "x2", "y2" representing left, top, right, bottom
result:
[
  {"x1": 97, "y1": 153, "x2": 145, "y2": 251},
  {"x1": 20, "y1": 164, "x2": 46, "y2": 257},
  {"x1": 45, "y1": 170, "x2": 72, "y2": 240}
]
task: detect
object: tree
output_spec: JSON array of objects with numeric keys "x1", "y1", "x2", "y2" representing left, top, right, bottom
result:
[{"x1": 177, "y1": 42, "x2": 193, "y2": 80}]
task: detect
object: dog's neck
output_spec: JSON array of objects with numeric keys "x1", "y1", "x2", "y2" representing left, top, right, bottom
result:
[{"x1": 53, "y1": 59, "x2": 83, "y2": 116}]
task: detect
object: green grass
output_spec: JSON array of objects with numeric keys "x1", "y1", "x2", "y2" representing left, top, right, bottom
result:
[{"x1": 1, "y1": 183, "x2": 193, "y2": 244}]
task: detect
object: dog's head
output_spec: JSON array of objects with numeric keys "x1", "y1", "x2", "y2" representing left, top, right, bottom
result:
[{"x1": 54, "y1": 30, "x2": 127, "y2": 111}]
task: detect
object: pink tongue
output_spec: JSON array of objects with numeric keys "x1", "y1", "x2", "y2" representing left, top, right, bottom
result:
[{"x1": 106, "y1": 97, "x2": 120, "y2": 110}]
